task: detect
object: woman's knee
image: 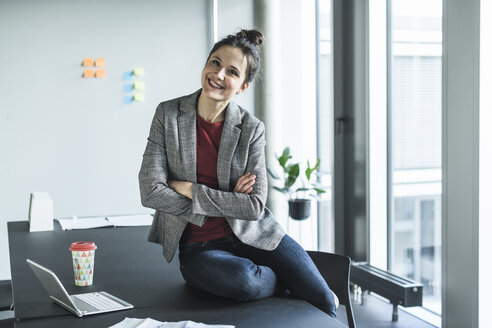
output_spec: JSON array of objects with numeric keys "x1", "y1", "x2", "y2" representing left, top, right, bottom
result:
[
  {"x1": 181, "y1": 259, "x2": 277, "y2": 302},
  {"x1": 311, "y1": 289, "x2": 338, "y2": 318},
  {"x1": 230, "y1": 266, "x2": 277, "y2": 301}
]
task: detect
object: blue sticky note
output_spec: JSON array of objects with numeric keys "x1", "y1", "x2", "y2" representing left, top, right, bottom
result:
[
  {"x1": 123, "y1": 72, "x2": 133, "y2": 81},
  {"x1": 123, "y1": 95, "x2": 133, "y2": 105},
  {"x1": 123, "y1": 84, "x2": 133, "y2": 93}
]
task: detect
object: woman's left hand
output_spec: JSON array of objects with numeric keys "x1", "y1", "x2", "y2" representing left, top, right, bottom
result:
[
  {"x1": 234, "y1": 172, "x2": 256, "y2": 194},
  {"x1": 168, "y1": 180, "x2": 193, "y2": 199}
]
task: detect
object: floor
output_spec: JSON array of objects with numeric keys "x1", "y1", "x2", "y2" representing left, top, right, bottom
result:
[{"x1": 337, "y1": 293, "x2": 438, "y2": 328}]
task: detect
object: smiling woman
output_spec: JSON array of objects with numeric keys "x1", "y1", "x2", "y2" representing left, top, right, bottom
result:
[
  {"x1": 198, "y1": 29, "x2": 263, "y2": 123},
  {"x1": 199, "y1": 45, "x2": 251, "y2": 121},
  {"x1": 138, "y1": 29, "x2": 339, "y2": 318}
]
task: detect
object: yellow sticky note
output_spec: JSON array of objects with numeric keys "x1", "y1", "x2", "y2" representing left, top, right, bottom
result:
[
  {"x1": 83, "y1": 58, "x2": 94, "y2": 67},
  {"x1": 134, "y1": 81, "x2": 145, "y2": 90},
  {"x1": 133, "y1": 68, "x2": 145, "y2": 76},
  {"x1": 83, "y1": 69, "x2": 95, "y2": 78},
  {"x1": 133, "y1": 93, "x2": 145, "y2": 102},
  {"x1": 95, "y1": 58, "x2": 106, "y2": 67},
  {"x1": 95, "y1": 69, "x2": 106, "y2": 78}
]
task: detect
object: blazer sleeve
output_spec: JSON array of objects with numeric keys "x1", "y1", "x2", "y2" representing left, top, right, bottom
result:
[
  {"x1": 138, "y1": 105, "x2": 205, "y2": 225},
  {"x1": 191, "y1": 122, "x2": 268, "y2": 221}
]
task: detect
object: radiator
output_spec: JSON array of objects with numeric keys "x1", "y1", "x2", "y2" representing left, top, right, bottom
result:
[{"x1": 351, "y1": 263, "x2": 423, "y2": 321}]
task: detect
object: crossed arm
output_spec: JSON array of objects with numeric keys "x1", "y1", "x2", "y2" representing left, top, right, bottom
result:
[
  {"x1": 139, "y1": 105, "x2": 268, "y2": 222},
  {"x1": 168, "y1": 172, "x2": 256, "y2": 199}
]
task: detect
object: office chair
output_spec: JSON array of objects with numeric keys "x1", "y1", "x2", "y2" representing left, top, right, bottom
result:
[{"x1": 307, "y1": 251, "x2": 356, "y2": 328}]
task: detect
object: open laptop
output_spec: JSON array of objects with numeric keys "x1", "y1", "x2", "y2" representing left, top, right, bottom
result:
[{"x1": 26, "y1": 259, "x2": 133, "y2": 317}]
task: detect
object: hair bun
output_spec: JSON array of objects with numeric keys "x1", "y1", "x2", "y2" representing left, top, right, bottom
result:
[{"x1": 237, "y1": 29, "x2": 263, "y2": 46}]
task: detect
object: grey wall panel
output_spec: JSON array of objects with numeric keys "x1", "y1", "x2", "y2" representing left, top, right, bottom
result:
[
  {"x1": 442, "y1": 0, "x2": 480, "y2": 326},
  {"x1": 0, "y1": 0, "x2": 210, "y2": 279},
  {"x1": 333, "y1": 0, "x2": 368, "y2": 261}
]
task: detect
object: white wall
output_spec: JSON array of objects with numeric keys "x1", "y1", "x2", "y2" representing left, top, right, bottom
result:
[
  {"x1": 480, "y1": 0, "x2": 492, "y2": 325},
  {"x1": 275, "y1": 0, "x2": 318, "y2": 249},
  {"x1": 0, "y1": 0, "x2": 321, "y2": 280},
  {"x1": 0, "y1": 0, "x2": 210, "y2": 280}
]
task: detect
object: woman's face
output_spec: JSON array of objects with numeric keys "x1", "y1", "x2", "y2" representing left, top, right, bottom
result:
[{"x1": 201, "y1": 45, "x2": 250, "y2": 103}]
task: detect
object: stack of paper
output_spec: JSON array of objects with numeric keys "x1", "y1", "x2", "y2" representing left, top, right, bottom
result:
[
  {"x1": 108, "y1": 318, "x2": 235, "y2": 328},
  {"x1": 55, "y1": 214, "x2": 153, "y2": 230},
  {"x1": 107, "y1": 214, "x2": 153, "y2": 227},
  {"x1": 56, "y1": 216, "x2": 111, "y2": 230}
]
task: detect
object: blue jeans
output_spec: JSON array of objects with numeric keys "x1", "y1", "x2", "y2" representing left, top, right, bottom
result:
[{"x1": 178, "y1": 234, "x2": 337, "y2": 318}]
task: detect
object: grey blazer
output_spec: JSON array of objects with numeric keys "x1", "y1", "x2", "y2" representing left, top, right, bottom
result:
[{"x1": 138, "y1": 90, "x2": 285, "y2": 262}]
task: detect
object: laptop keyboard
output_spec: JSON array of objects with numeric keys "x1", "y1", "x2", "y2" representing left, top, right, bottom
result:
[{"x1": 72, "y1": 292, "x2": 124, "y2": 312}]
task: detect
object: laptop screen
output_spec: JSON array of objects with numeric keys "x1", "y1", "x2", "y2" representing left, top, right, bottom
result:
[{"x1": 26, "y1": 259, "x2": 79, "y2": 314}]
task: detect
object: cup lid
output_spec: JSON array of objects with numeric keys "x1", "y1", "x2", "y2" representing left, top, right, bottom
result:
[{"x1": 69, "y1": 241, "x2": 97, "y2": 251}]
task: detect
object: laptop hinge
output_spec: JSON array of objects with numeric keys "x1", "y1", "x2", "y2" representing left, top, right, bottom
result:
[{"x1": 50, "y1": 296, "x2": 83, "y2": 317}]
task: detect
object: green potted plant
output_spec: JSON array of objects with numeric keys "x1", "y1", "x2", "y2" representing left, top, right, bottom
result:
[{"x1": 267, "y1": 147, "x2": 326, "y2": 220}]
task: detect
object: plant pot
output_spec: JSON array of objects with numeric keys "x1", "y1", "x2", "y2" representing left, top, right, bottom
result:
[{"x1": 288, "y1": 199, "x2": 312, "y2": 220}]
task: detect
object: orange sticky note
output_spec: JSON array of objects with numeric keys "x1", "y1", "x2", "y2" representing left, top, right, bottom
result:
[
  {"x1": 95, "y1": 69, "x2": 106, "y2": 78},
  {"x1": 95, "y1": 58, "x2": 106, "y2": 67},
  {"x1": 83, "y1": 58, "x2": 94, "y2": 67},
  {"x1": 83, "y1": 69, "x2": 95, "y2": 78}
]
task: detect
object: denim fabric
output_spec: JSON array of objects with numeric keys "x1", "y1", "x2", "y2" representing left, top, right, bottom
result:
[{"x1": 178, "y1": 234, "x2": 337, "y2": 318}]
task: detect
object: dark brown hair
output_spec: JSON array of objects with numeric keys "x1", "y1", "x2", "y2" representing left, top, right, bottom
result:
[{"x1": 206, "y1": 29, "x2": 264, "y2": 84}]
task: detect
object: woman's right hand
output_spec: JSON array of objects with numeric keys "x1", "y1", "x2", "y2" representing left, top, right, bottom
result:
[{"x1": 234, "y1": 172, "x2": 256, "y2": 194}]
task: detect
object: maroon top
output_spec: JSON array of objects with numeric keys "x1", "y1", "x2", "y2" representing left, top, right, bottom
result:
[{"x1": 181, "y1": 114, "x2": 233, "y2": 243}]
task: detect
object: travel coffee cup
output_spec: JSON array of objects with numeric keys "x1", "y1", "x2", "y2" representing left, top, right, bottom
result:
[{"x1": 69, "y1": 241, "x2": 97, "y2": 286}]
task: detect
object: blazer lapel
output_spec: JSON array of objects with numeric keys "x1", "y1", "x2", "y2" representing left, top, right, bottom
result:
[
  {"x1": 177, "y1": 91, "x2": 200, "y2": 183},
  {"x1": 217, "y1": 101, "x2": 242, "y2": 191}
]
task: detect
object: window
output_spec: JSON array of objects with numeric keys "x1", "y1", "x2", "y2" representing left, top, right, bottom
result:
[
  {"x1": 389, "y1": 0, "x2": 442, "y2": 315},
  {"x1": 316, "y1": 0, "x2": 335, "y2": 252}
]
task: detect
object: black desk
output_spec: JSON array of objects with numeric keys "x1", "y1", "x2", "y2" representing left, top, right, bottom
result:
[{"x1": 8, "y1": 221, "x2": 346, "y2": 328}]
